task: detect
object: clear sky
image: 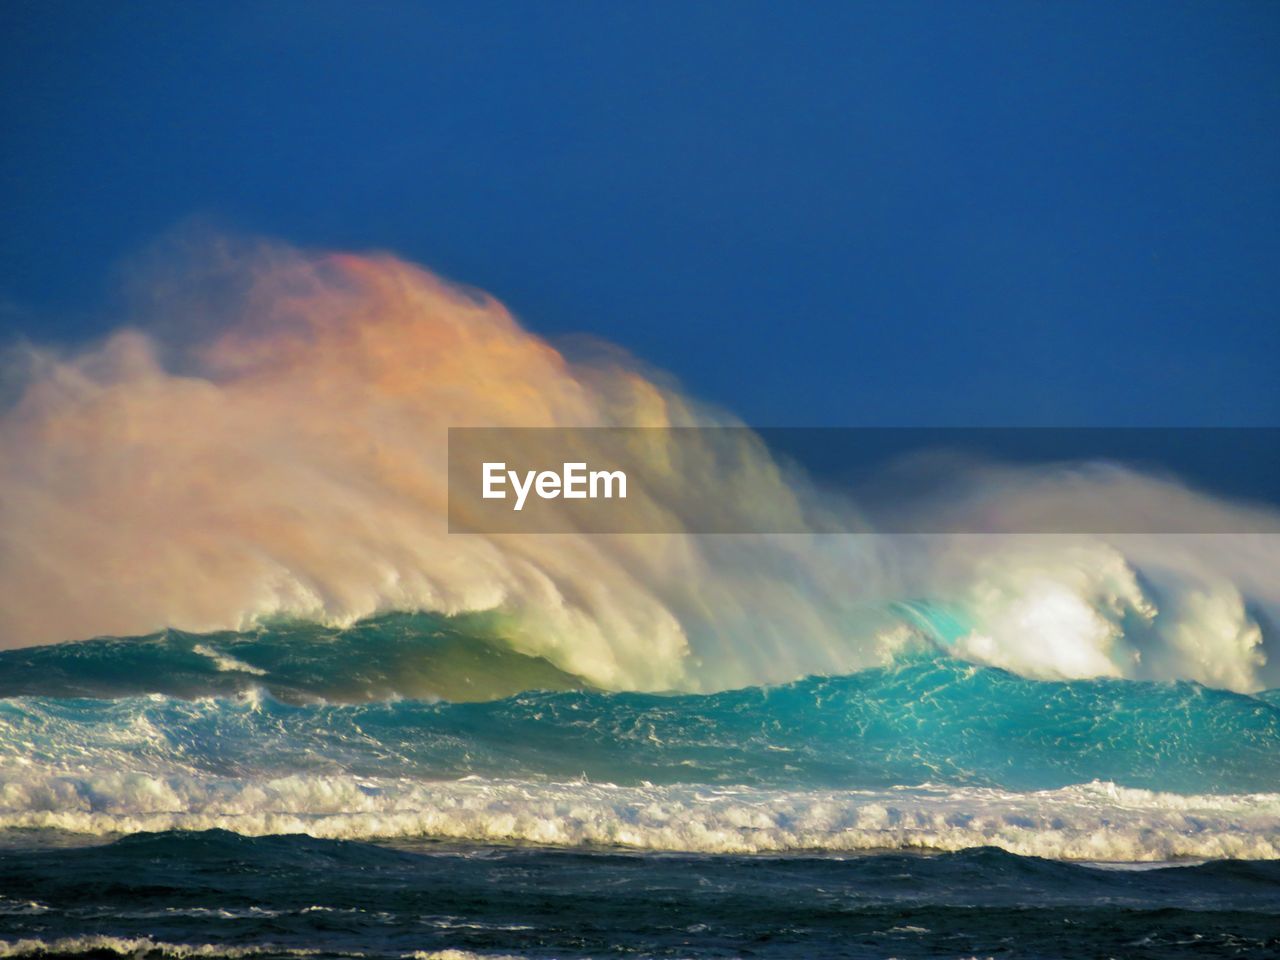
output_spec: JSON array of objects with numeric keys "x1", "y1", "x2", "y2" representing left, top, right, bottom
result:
[{"x1": 2, "y1": 1, "x2": 1277, "y2": 426}]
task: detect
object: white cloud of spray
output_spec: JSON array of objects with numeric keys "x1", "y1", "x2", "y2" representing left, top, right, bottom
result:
[{"x1": 1, "y1": 237, "x2": 1276, "y2": 692}]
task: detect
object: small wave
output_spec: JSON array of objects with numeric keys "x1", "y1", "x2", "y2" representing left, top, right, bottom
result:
[
  {"x1": 1, "y1": 772, "x2": 1276, "y2": 861},
  {"x1": 0, "y1": 899, "x2": 47, "y2": 917}
]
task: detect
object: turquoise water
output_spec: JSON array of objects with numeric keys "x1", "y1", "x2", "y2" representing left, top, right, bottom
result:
[{"x1": 2, "y1": 613, "x2": 1278, "y2": 794}]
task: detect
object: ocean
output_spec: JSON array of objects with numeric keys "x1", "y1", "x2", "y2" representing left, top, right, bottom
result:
[{"x1": 1, "y1": 613, "x2": 1278, "y2": 959}]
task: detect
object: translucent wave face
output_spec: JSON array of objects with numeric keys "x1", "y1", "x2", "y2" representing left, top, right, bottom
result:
[
  {"x1": 1, "y1": 236, "x2": 1277, "y2": 691},
  {"x1": 3, "y1": 660, "x2": 1279, "y2": 795}
]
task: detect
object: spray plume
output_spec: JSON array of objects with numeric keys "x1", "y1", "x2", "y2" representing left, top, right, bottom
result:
[{"x1": 1, "y1": 237, "x2": 1276, "y2": 692}]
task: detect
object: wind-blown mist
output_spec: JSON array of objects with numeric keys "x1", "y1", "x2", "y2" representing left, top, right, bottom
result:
[{"x1": 0, "y1": 239, "x2": 1276, "y2": 692}]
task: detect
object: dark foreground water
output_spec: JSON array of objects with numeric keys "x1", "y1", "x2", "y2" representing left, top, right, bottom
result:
[{"x1": 1, "y1": 830, "x2": 1279, "y2": 959}]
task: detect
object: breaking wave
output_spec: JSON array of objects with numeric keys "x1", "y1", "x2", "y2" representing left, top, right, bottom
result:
[
  {"x1": 2, "y1": 656, "x2": 1279, "y2": 794},
  {"x1": 2, "y1": 653, "x2": 1279, "y2": 860},
  {"x1": 0, "y1": 237, "x2": 1277, "y2": 693},
  {"x1": 2, "y1": 773, "x2": 1277, "y2": 862}
]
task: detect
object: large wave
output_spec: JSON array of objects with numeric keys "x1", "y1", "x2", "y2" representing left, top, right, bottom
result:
[
  {"x1": 2, "y1": 654, "x2": 1278, "y2": 795},
  {"x1": 1, "y1": 235, "x2": 1277, "y2": 691},
  {"x1": 0, "y1": 613, "x2": 589, "y2": 704}
]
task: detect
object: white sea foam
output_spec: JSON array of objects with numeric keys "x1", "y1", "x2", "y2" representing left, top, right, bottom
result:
[
  {"x1": 192, "y1": 644, "x2": 268, "y2": 676},
  {"x1": 1, "y1": 768, "x2": 1276, "y2": 862}
]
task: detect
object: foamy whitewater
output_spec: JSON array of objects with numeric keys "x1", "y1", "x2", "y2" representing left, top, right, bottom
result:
[{"x1": 1, "y1": 239, "x2": 1277, "y2": 957}]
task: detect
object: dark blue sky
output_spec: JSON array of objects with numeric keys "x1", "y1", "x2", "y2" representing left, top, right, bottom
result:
[{"x1": 2, "y1": 1, "x2": 1277, "y2": 426}]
